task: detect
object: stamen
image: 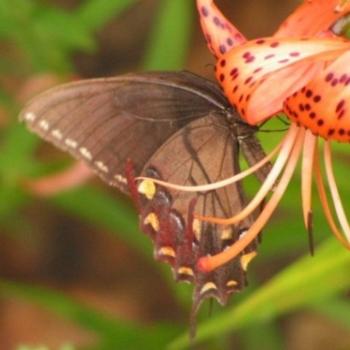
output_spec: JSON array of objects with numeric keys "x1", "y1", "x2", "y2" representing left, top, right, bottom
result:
[
  {"x1": 324, "y1": 142, "x2": 350, "y2": 242},
  {"x1": 314, "y1": 150, "x2": 350, "y2": 248},
  {"x1": 198, "y1": 128, "x2": 305, "y2": 272},
  {"x1": 301, "y1": 130, "x2": 316, "y2": 229},
  {"x1": 198, "y1": 123, "x2": 299, "y2": 225},
  {"x1": 136, "y1": 141, "x2": 281, "y2": 193}
]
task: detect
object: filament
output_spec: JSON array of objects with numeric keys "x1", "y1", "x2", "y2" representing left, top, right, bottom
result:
[
  {"x1": 198, "y1": 128, "x2": 305, "y2": 272},
  {"x1": 198, "y1": 123, "x2": 299, "y2": 225},
  {"x1": 324, "y1": 141, "x2": 350, "y2": 242}
]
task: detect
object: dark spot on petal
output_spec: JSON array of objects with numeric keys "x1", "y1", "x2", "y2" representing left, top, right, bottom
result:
[
  {"x1": 245, "y1": 56, "x2": 255, "y2": 63},
  {"x1": 325, "y1": 73, "x2": 334, "y2": 82},
  {"x1": 306, "y1": 89, "x2": 313, "y2": 98},
  {"x1": 336, "y1": 99, "x2": 345, "y2": 113},
  {"x1": 201, "y1": 6, "x2": 209, "y2": 17},
  {"x1": 338, "y1": 110, "x2": 345, "y2": 119},
  {"x1": 230, "y1": 67, "x2": 238, "y2": 75},
  {"x1": 219, "y1": 45, "x2": 227, "y2": 54},
  {"x1": 340, "y1": 74, "x2": 348, "y2": 83},
  {"x1": 213, "y1": 16, "x2": 220, "y2": 26},
  {"x1": 244, "y1": 76, "x2": 253, "y2": 85},
  {"x1": 313, "y1": 95, "x2": 321, "y2": 103},
  {"x1": 264, "y1": 54, "x2": 275, "y2": 60}
]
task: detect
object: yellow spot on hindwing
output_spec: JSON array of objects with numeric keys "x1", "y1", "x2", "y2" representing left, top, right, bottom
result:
[
  {"x1": 158, "y1": 246, "x2": 176, "y2": 258},
  {"x1": 144, "y1": 213, "x2": 160, "y2": 232},
  {"x1": 177, "y1": 267, "x2": 194, "y2": 277},
  {"x1": 220, "y1": 226, "x2": 233, "y2": 240},
  {"x1": 240, "y1": 252, "x2": 257, "y2": 271},
  {"x1": 138, "y1": 179, "x2": 156, "y2": 200},
  {"x1": 200, "y1": 282, "x2": 218, "y2": 295},
  {"x1": 226, "y1": 280, "x2": 238, "y2": 288}
]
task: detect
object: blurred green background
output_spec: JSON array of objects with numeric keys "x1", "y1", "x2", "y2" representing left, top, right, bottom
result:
[{"x1": 1, "y1": 0, "x2": 350, "y2": 349}]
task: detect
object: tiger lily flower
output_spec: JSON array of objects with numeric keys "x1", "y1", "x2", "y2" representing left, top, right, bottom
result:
[
  {"x1": 146, "y1": 0, "x2": 350, "y2": 273},
  {"x1": 195, "y1": 0, "x2": 350, "y2": 272}
]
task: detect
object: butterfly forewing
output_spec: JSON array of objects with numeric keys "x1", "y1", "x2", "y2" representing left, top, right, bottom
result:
[{"x1": 20, "y1": 72, "x2": 228, "y2": 193}]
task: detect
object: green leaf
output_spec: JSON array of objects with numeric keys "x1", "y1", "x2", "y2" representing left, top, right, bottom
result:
[
  {"x1": 240, "y1": 321, "x2": 285, "y2": 350},
  {"x1": 312, "y1": 298, "x2": 350, "y2": 329},
  {"x1": 168, "y1": 239, "x2": 350, "y2": 349},
  {"x1": 142, "y1": 0, "x2": 193, "y2": 70},
  {"x1": 78, "y1": 0, "x2": 136, "y2": 31}
]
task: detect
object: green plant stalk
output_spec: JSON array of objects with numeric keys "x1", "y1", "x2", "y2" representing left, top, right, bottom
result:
[{"x1": 168, "y1": 238, "x2": 350, "y2": 349}]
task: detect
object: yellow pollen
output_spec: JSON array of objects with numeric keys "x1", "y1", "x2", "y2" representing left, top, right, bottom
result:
[
  {"x1": 144, "y1": 213, "x2": 160, "y2": 232},
  {"x1": 200, "y1": 282, "x2": 218, "y2": 294},
  {"x1": 158, "y1": 246, "x2": 176, "y2": 258},
  {"x1": 138, "y1": 179, "x2": 156, "y2": 200},
  {"x1": 177, "y1": 267, "x2": 194, "y2": 277},
  {"x1": 240, "y1": 251, "x2": 258, "y2": 271}
]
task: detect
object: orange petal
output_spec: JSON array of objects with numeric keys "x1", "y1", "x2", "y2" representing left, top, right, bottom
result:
[
  {"x1": 275, "y1": 0, "x2": 350, "y2": 37},
  {"x1": 284, "y1": 49, "x2": 350, "y2": 142},
  {"x1": 196, "y1": 0, "x2": 246, "y2": 58},
  {"x1": 215, "y1": 37, "x2": 350, "y2": 124},
  {"x1": 246, "y1": 61, "x2": 324, "y2": 124}
]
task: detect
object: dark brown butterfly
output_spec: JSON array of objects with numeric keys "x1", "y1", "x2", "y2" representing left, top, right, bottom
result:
[{"x1": 19, "y1": 71, "x2": 268, "y2": 314}]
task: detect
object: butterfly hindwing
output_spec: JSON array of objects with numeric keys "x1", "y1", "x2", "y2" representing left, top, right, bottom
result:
[{"x1": 134, "y1": 113, "x2": 259, "y2": 307}]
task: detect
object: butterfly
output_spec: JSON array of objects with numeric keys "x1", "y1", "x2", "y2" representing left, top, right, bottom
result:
[{"x1": 20, "y1": 70, "x2": 268, "y2": 314}]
